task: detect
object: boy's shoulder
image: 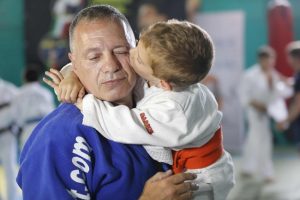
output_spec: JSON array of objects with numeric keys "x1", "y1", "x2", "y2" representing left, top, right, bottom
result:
[{"x1": 160, "y1": 83, "x2": 215, "y2": 107}]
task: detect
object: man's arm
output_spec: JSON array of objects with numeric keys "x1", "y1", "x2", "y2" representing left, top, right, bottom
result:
[{"x1": 139, "y1": 171, "x2": 198, "y2": 200}]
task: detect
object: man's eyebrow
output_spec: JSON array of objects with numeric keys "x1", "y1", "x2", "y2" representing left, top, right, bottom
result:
[
  {"x1": 113, "y1": 44, "x2": 130, "y2": 50},
  {"x1": 84, "y1": 47, "x2": 103, "y2": 55},
  {"x1": 113, "y1": 46, "x2": 130, "y2": 51}
]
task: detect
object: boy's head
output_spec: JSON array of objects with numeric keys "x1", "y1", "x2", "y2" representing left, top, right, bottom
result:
[
  {"x1": 256, "y1": 45, "x2": 276, "y2": 71},
  {"x1": 131, "y1": 19, "x2": 214, "y2": 88},
  {"x1": 286, "y1": 41, "x2": 300, "y2": 72}
]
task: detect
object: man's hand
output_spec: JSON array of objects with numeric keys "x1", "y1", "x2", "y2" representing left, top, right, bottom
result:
[
  {"x1": 43, "y1": 68, "x2": 85, "y2": 103},
  {"x1": 139, "y1": 170, "x2": 198, "y2": 200}
]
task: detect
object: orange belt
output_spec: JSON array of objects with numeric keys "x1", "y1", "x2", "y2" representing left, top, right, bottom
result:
[{"x1": 172, "y1": 128, "x2": 223, "y2": 174}]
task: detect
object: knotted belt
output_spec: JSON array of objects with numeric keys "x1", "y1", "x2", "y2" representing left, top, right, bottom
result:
[{"x1": 172, "y1": 128, "x2": 223, "y2": 174}]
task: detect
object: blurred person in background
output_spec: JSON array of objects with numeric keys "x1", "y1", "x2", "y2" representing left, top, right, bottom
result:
[
  {"x1": 137, "y1": 1, "x2": 167, "y2": 32},
  {"x1": 0, "y1": 78, "x2": 19, "y2": 200},
  {"x1": 185, "y1": 0, "x2": 202, "y2": 22},
  {"x1": 136, "y1": 0, "x2": 187, "y2": 34},
  {"x1": 201, "y1": 75, "x2": 223, "y2": 110},
  {"x1": 0, "y1": 65, "x2": 55, "y2": 151},
  {"x1": 239, "y1": 45, "x2": 289, "y2": 183}
]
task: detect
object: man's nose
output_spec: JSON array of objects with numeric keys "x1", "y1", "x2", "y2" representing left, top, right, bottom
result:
[{"x1": 101, "y1": 53, "x2": 121, "y2": 73}]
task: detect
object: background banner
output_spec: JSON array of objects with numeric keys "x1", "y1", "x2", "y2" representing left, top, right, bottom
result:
[{"x1": 195, "y1": 11, "x2": 245, "y2": 153}]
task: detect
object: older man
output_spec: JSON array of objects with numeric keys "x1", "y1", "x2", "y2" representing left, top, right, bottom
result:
[{"x1": 17, "y1": 5, "x2": 197, "y2": 200}]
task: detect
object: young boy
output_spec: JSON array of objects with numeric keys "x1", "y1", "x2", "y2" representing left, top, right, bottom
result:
[{"x1": 45, "y1": 19, "x2": 234, "y2": 199}]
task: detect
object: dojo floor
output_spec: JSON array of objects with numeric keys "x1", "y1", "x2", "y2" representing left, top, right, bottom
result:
[{"x1": 227, "y1": 146, "x2": 300, "y2": 200}]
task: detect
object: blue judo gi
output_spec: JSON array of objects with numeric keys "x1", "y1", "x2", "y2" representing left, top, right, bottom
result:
[{"x1": 17, "y1": 103, "x2": 161, "y2": 200}]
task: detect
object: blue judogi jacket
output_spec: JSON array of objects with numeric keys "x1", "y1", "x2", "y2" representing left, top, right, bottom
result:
[{"x1": 17, "y1": 103, "x2": 161, "y2": 200}]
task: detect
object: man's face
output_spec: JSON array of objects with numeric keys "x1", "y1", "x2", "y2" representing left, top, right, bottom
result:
[{"x1": 69, "y1": 19, "x2": 137, "y2": 103}]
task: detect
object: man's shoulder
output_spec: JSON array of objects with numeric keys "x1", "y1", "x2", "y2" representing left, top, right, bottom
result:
[
  {"x1": 21, "y1": 103, "x2": 98, "y2": 159},
  {"x1": 30, "y1": 104, "x2": 92, "y2": 142},
  {"x1": 43, "y1": 103, "x2": 81, "y2": 125}
]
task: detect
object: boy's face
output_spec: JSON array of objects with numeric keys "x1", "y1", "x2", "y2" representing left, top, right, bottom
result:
[{"x1": 130, "y1": 41, "x2": 160, "y2": 84}]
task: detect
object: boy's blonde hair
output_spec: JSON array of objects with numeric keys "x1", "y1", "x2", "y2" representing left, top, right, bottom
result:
[{"x1": 140, "y1": 19, "x2": 214, "y2": 87}]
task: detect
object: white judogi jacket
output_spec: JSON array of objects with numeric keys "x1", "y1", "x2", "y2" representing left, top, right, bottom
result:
[{"x1": 82, "y1": 78, "x2": 222, "y2": 164}]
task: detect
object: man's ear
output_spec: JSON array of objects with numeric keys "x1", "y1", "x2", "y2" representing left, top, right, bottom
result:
[
  {"x1": 68, "y1": 53, "x2": 76, "y2": 71},
  {"x1": 160, "y1": 80, "x2": 172, "y2": 91},
  {"x1": 68, "y1": 53, "x2": 72, "y2": 61}
]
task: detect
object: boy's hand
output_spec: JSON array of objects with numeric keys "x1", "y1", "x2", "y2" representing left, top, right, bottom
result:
[
  {"x1": 43, "y1": 68, "x2": 64, "y2": 101},
  {"x1": 43, "y1": 68, "x2": 85, "y2": 103},
  {"x1": 57, "y1": 71, "x2": 85, "y2": 103},
  {"x1": 75, "y1": 97, "x2": 83, "y2": 111}
]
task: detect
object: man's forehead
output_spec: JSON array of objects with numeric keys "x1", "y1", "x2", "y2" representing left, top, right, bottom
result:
[{"x1": 75, "y1": 19, "x2": 128, "y2": 43}]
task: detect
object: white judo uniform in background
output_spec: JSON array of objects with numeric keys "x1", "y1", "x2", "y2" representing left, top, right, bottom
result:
[
  {"x1": 240, "y1": 64, "x2": 289, "y2": 180},
  {"x1": 0, "y1": 82, "x2": 55, "y2": 149},
  {"x1": 0, "y1": 78, "x2": 19, "y2": 200},
  {"x1": 82, "y1": 79, "x2": 235, "y2": 200}
]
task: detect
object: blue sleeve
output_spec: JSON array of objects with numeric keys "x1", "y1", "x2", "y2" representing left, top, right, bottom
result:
[{"x1": 17, "y1": 105, "x2": 92, "y2": 200}]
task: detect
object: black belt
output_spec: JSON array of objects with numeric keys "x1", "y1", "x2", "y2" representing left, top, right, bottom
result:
[
  {"x1": 0, "y1": 102, "x2": 10, "y2": 110},
  {"x1": 0, "y1": 125, "x2": 11, "y2": 135},
  {"x1": 0, "y1": 116, "x2": 44, "y2": 136}
]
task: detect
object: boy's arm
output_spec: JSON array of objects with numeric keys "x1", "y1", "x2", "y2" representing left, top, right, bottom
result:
[
  {"x1": 43, "y1": 64, "x2": 85, "y2": 103},
  {"x1": 82, "y1": 94, "x2": 212, "y2": 148}
]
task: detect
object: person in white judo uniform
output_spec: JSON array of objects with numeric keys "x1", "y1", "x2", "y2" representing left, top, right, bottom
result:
[
  {"x1": 0, "y1": 77, "x2": 19, "y2": 200},
  {"x1": 0, "y1": 67, "x2": 55, "y2": 150},
  {"x1": 240, "y1": 45, "x2": 290, "y2": 182}
]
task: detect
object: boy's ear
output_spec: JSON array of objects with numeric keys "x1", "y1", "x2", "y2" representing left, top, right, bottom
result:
[{"x1": 160, "y1": 80, "x2": 172, "y2": 91}]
